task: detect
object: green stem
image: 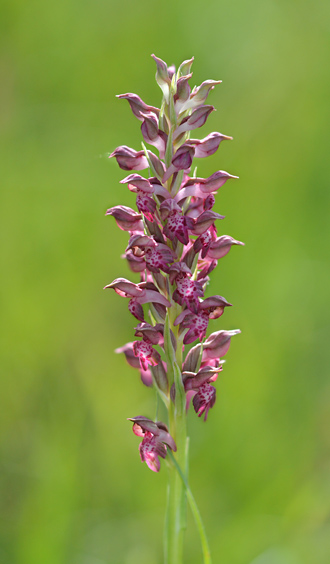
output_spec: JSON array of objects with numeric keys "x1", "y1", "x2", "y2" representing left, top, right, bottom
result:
[
  {"x1": 155, "y1": 390, "x2": 159, "y2": 421},
  {"x1": 167, "y1": 450, "x2": 212, "y2": 564},
  {"x1": 164, "y1": 406, "x2": 187, "y2": 564},
  {"x1": 164, "y1": 311, "x2": 187, "y2": 564}
]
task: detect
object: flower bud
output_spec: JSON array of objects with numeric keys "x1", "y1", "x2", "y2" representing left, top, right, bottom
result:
[
  {"x1": 120, "y1": 173, "x2": 153, "y2": 194},
  {"x1": 177, "y1": 57, "x2": 194, "y2": 78},
  {"x1": 188, "y1": 132, "x2": 232, "y2": 158},
  {"x1": 150, "y1": 362, "x2": 169, "y2": 395},
  {"x1": 183, "y1": 343, "x2": 202, "y2": 373},
  {"x1": 203, "y1": 329, "x2": 241, "y2": 360},
  {"x1": 151, "y1": 54, "x2": 172, "y2": 103},
  {"x1": 174, "y1": 106, "x2": 214, "y2": 139},
  {"x1": 191, "y1": 210, "x2": 225, "y2": 236},
  {"x1": 191, "y1": 80, "x2": 222, "y2": 103},
  {"x1": 127, "y1": 234, "x2": 157, "y2": 252},
  {"x1": 116, "y1": 92, "x2": 159, "y2": 121},
  {"x1": 162, "y1": 144, "x2": 195, "y2": 182},
  {"x1": 174, "y1": 74, "x2": 192, "y2": 113},
  {"x1": 200, "y1": 295, "x2": 232, "y2": 319},
  {"x1": 200, "y1": 170, "x2": 239, "y2": 193},
  {"x1": 140, "y1": 113, "x2": 167, "y2": 158},
  {"x1": 134, "y1": 322, "x2": 162, "y2": 345},
  {"x1": 147, "y1": 150, "x2": 165, "y2": 179},
  {"x1": 105, "y1": 205, "x2": 144, "y2": 232},
  {"x1": 179, "y1": 79, "x2": 221, "y2": 113},
  {"x1": 141, "y1": 111, "x2": 159, "y2": 140},
  {"x1": 109, "y1": 145, "x2": 149, "y2": 171},
  {"x1": 183, "y1": 365, "x2": 222, "y2": 391},
  {"x1": 207, "y1": 235, "x2": 245, "y2": 259},
  {"x1": 104, "y1": 277, "x2": 143, "y2": 297}
]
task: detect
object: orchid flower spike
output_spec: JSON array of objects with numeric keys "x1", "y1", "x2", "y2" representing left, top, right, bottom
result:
[{"x1": 105, "y1": 53, "x2": 243, "y2": 564}]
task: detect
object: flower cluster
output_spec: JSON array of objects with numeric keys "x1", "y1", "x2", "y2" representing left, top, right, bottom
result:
[{"x1": 105, "y1": 55, "x2": 243, "y2": 471}]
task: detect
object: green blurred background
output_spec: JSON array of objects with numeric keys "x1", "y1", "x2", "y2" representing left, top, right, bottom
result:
[{"x1": 1, "y1": 0, "x2": 330, "y2": 562}]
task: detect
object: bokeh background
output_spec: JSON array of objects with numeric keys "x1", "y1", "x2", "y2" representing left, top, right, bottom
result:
[{"x1": 1, "y1": 0, "x2": 330, "y2": 563}]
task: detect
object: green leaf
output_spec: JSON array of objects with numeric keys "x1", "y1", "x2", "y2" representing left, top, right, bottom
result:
[
  {"x1": 169, "y1": 75, "x2": 177, "y2": 127},
  {"x1": 165, "y1": 127, "x2": 173, "y2": 169},
  {"x1": 141, "y1": 143, "x2": 164, "y2": 180},
  {"x1": 170, "y1": 169, "x2": 183, "y2": 197},
  {"x1": 177, "y1": 57, "x2": 194, "y2": 78},
  {"x1": 150, "y1": 364, "x2": 169, "y2": 408},
  {"x1": 173, "y1": 362, "x2": 185, "y2": 418},
  {"x1": 164, "y1": 311, "x2": 176, "y2": 385},
  {"x1": 183, "y1": 343, "x2": 202, "y2": 373}
]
